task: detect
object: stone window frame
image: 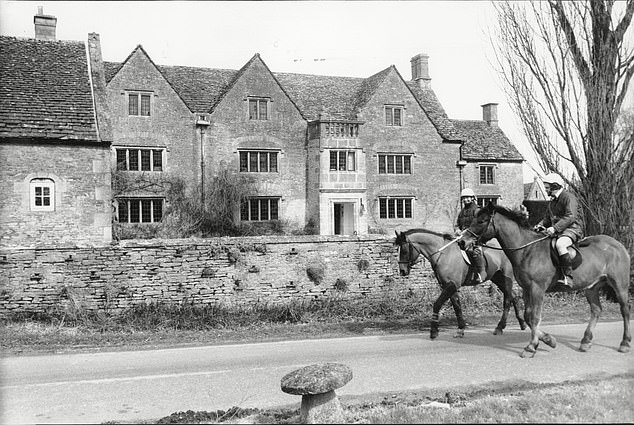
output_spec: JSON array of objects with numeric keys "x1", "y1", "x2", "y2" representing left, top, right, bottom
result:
[
  {"x1": 238, "y1": 150, "x2": 279, "y2": 173},
  {"x1": 329, "y1": 150, "x2": 356, "y2": 172},
  {"x1": 240, "y1": 197, "x2": 280, "y2": 221},
  {"x1": 247, "y1": 96, "x2": 271, "y2": 121},
  {"x1": 30, "y1": 178, "x2": 55, "y2": 212},
  {"x1": 378, "y1": 196, "x2": 414, "y2": 219},
  {"x1": 377, "y1": 153, "x2": 412, "y2": 174},
  {"x1": 479, "y1": 163, "x2": 496, "y2": 185},
  {"x1": 115, "y1": 147, "x2": 165, "y2": 172},
  {"x1": 126, "y1": 91, "x2": 153, "y2": 117},
  {"x1": 116, "y1": 197, "x2": 164, "y2": 223},
  {"x1": 384, "y1": 104, "x2": 405, "y2": 127}
]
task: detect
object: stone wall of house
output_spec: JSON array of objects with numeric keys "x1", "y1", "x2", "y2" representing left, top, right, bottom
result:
[
  {"x1": 0, "y1": 142, "x2": 112, "y2": 249},
  {"x1": 359, "y1": 71, "x2": 461, "y2": 234},
  {"x1": 463, "y1": 161, "x2": 525, "y2": 209},
  {"x1": 0, "y1": 235, "x2": 437, "y2": 317}
]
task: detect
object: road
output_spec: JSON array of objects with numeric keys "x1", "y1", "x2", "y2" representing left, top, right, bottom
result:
[{"x1": 2, "y1": 321, "x2": 632, "y2": 424}]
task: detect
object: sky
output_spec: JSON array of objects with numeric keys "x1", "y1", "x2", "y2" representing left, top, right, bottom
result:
[{"x1": 0, "y1": 0, "x2": 543, "y2": 182}]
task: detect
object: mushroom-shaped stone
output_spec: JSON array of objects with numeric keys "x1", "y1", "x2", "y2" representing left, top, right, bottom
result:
[{"x1": 281, "y1": 363, "x2": 353, "y2": 424}]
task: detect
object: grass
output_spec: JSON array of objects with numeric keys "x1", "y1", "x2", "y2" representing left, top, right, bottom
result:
[
  {"x1": 122, "y1": 375, "x2": 634, "y2": 424},
  {"x1": 0, "y1": 286, "x2": 625, "y2": 355}
]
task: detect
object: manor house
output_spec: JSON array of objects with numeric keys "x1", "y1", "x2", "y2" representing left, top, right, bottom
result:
[{"x1": 0, "y1": 9, "x2": 524, "y2": 248}]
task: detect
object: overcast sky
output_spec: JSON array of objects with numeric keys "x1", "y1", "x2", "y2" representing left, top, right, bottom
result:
[{"x1": 1, "y1": 0, "x2": 545, "y2": 182}]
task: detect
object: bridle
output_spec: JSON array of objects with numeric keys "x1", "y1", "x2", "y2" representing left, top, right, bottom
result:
[
  {"x1": 398, "y1": 238, "x2": 424, "y2": 269},
  {"x1": 466, "y1": 211, "x2": 550, "y2": 252}
]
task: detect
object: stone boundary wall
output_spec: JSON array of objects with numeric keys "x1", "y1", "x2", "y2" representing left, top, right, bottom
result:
[{"x1": 0, "y1": 235, "x2": 437, "y2": 317}]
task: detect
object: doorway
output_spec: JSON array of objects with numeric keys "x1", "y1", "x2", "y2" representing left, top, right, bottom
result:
[{"x1": 333, "y1": 202, "x2": 355, "y2": 235}]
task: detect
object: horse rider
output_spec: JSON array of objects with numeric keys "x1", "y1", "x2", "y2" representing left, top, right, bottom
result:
[
  {"x1": 533, "y1": 172, "x2": 584, "y2": 288},
  {"x1": 455, "y1": 188, "x2": 486, "y2": 285}
]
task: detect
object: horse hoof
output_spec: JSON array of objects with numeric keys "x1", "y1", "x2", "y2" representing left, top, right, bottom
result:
[
  {"x1": 520, "y1": 323, "x2": 527, "y2": 331},
  {"x1": 454, "y1": 329, "x2": 465, "y2": 338},
  {"x1": 579, "y1": 343, "x2": 592, "y2": 352},
  {"x1": 430, "y1": 332, "x2": 438, "y2": 340},
  {"x1": 520, "y1": 349, "x2": 536, "y2": 358},
  {"x1": 493, "y1": 328, "x2": 503, "y2": 336},
  {"x1": 618, "y1": 344, "x2": 630, "y2": 353}
]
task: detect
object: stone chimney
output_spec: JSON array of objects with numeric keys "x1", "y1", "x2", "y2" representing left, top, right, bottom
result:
[
  {"x1": 34, "y1": 6, "x2": 57, "y2": 41},
  {"x1": 482, "y1": 103, "x2": 498, "y2": 127},
  {"x1": 88, "y1": 33, "x2": 112, "y2": 142},
  {"x1": 410, "y1": 53, "x2": 431, "y2": 89}
]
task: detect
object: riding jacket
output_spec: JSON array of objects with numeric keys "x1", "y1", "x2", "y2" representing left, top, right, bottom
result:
[
  {"x1": 538, "y1": 190, "x2": 584, "y2": 242},
  {"x1": 457, "y1": 202, "x2": 479, "y2": 230}
]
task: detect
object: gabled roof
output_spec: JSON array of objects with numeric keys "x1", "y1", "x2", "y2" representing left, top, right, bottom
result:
[
  {"x1": 451, "y1": 119, "x2": 524, "y2": 161},
  {"x1": 104, "y1": 52, "x2": 467, "y2": 138},
  {"x1": 0, "y1": 36, "x2": 100, "y2": 142},
  {"x1": 407, "y1": 82, "x2": 465, "y2": 142}
]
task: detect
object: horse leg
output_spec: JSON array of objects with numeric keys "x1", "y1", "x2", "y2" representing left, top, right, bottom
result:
[
  {"x1": 512, "y1": 292, "x2": 527, "y2": 330},
  {"x1": 449, "y1": 293, "x2": 466, "y2": 338},
  {"x1": 431, "y1": 283, "x2": 458, "y2": 340},
  {"x1": 610, "y1": 279, "x2": 632, "y2": 353},
  {"x1": 492, "y1": 275, "x2": 512, "y2": 335},
  {"x1": 521, "y1": 285, "x2": 554, "y2": 358},
  {"x1": 580, "y1": 285, "x2": 602, "y2": 352}
]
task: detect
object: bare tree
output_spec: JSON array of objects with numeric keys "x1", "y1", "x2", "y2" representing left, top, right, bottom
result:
[{"x1": 491, "y1": 0, "x2": 634, "y2": 249}]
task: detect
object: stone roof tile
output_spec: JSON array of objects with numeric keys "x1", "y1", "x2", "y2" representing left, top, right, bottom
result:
[
  {"x1": 0, "y1": 36, "x2": 99, "y2": 142},
  {"x1": 452, "y1": 119, "x2": 523, "y2": 161}
]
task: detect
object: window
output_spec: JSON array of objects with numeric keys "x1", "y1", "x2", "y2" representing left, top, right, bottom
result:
[
  {"x1": 30, "y1": 178, "x2": 55, "y2": 211},
  {"x1": 385, "y1": 106, "x2": 403, "y2": 126},
  {"x1": 248, "y1": 97, "x2": 269, "y2": 120},
  {"x1": 128, "y1": 92, "x2": 151, "y2": 116},
  {"x1": 117, "y1": 198, "x2": 163, "y2": 223},
  {"x1": 477, "y1": 197, "x2": 498, "y2": 208},
  {"x1": 116, "y1": 148, "x2": 164, "y2": 171},
  {"x1": 239, "y1": 151, "x2": 278, "y2": 172},
  {"x1": 329, "y1": 150, "x2": 356, "y2": 171},
  {"x1": 240, "y1": 197, "x2": 280, "y2": 221},
  {"x1": 479, "y1": 165, "x2": 495, "y2": 184},
  {"x1": 379, "y1": 197, "x2": 413, "y2": 219},
  {"x1": 378, "y1": 154, "x2": 412, "y2": 174}
]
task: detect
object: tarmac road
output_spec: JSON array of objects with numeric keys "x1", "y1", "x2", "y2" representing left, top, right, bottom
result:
[{"x1": 1, "y1": 320, "x2": 632, "y2": 424}]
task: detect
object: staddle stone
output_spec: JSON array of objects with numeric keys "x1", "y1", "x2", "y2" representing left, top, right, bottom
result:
[
  {"x1": 281, "y1": 362, "x2": 353, "y2": 395},
  {"x1": 281, "y1": 363, "x2": 353, "y2": 424}
]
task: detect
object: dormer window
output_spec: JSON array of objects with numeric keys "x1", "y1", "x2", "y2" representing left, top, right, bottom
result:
[
  {"x1": 248, "y1": 97, "x2": 270, "y2": 120},
  {"x1": 385, "y1": 105, "x2": 403, "y2": 126},
  {"x1": 128, "y1": 92, "x2": 152, "y2": 116}
]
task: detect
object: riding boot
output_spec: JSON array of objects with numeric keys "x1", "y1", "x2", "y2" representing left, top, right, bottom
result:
[
  {"x1": 471, "y1": 250, "x2": 486, "y2": 284},
  {"x1": 557, "y1": 253, "x2": 574, "y2": 288}
]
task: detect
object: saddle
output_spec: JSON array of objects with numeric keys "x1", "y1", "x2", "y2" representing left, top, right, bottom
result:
[{"x1": 549, "y1": 237, "x2": 589, "y2": 270}]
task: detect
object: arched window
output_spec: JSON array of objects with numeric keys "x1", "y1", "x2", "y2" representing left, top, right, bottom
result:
[{"x1": 30, "y1": 178, "x2": 55, "y2": 211}]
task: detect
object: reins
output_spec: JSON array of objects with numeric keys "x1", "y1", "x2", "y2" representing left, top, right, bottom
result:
[{"x1": 468, "y1": 212, "x2": 551, "y2": 252}]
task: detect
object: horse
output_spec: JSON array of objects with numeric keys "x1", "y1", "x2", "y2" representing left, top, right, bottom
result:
[
  {"x1": 457, "y1": 203, "x2": 631, "y2": 357},
  {"x1": 394, "y1": 228, "x2": 526, "y2": 339}
]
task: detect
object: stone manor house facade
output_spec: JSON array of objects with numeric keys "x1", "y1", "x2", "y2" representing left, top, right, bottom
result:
[{"x1": 0, "y1": 9, "x2": 525, "y2": 249}]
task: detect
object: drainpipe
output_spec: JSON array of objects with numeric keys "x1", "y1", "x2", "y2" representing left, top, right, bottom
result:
[{"x1": 196, "y1": 114, "x2": 210, "y2": 208}]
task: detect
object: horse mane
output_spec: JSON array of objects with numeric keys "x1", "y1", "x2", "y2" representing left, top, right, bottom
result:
[
  {"x1": 490, "y1": 205, "x2": 531, "y2": 229},
  {"x1": 403, "y1": 228, "x2": 455, "y2": 241}
]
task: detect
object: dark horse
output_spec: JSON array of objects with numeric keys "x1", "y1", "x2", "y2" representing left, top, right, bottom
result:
[
  {"x1": 457, "y1": 203, "x2": 631, "y2": 357},
  {"x1": 395, "y1": 229, "x2": 526, "y2": 339}
]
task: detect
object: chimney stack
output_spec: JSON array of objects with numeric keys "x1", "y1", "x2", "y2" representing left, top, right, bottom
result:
[
  {"x1": 34, "y1": 6, "x2": 57, "y2": 41},
  {"x1": 410, "y1": 53, "x2": 431, "y2": 89},
  {"x1": 482, "y1": 103, "x2": 498, "y2": 127}
]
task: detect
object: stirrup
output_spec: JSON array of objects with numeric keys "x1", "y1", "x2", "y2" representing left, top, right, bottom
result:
[{"x1": 556, "y1": 275, "x2": 573, "y2": 288}]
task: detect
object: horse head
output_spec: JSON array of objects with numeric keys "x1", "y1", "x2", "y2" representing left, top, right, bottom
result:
[
  {"x1": 457, "y1": 202, "x2": 497, "y2": 251},
  {"x1": 394, "y1": 230, "x2": 420, "y2": 276}
]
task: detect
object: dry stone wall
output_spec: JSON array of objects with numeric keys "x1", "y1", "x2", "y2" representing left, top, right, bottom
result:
[{"x1": 0, "y1": 235, "x2": 437, "y2": 317}]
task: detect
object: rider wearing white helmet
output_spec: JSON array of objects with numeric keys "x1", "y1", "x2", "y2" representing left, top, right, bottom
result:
[
  {"x1": 455, "y1": 188, "x2": 486, "y2": 284},
  {"x1": 533, "y1": 172, "x2": 583, "y2": 288}
]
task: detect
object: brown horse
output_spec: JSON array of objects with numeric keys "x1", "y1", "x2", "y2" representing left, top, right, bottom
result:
[
  {"x1": 395, "y1": 229, "x2": 526, "y2": 339},
  {"x1": 457, "y1": 203, "x2": 631, "y2": 357}
]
